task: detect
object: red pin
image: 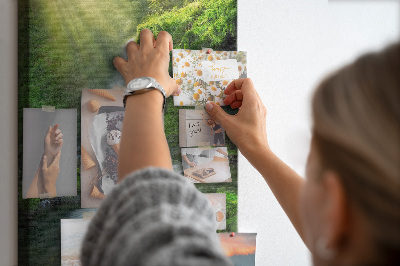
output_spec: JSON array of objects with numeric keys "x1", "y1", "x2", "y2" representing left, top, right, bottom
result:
[
  {"x1": 207, "y1": 49, "x2": 212, "y2": 54},
  {"x1": 230, "y1": 232, "x2": 235, "y2": 237}
]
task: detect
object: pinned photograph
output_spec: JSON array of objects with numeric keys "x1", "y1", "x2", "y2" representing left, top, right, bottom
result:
[
  {"x1": 61, "y1": 219, "x2": 91, "y2": 265},
  {"x1": 173, "y1": 49, "x2": 247, "y2": 106},
  {"x1": 182, "y1": 147, "x2": 231, "y2": 183},
  {"x1": 205, "y1": 193, "x2": 226, "y2": 230},
  {"x1": 218, "y1": 233, "x2": 257, "y2": 266},
  {"x1": 23, "y1": 109, "x2": 77, "y2": 198},
  {"x1": 81, "y1": 88, "x2": 125, "y2": 208},
  {"x1": 179, "y1": 109, "x2": 225, "y2": 147}
]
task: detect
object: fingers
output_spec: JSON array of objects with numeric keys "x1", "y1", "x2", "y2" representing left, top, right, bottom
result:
[
  {"x1": 52, "y1": 124, "x2": 60, "y2": 132},
  {"x1": 139, "y1": 29, "x2": 155, "y2": 52},
  {"x1": 171, "y1": 85, "x2": 182, "y2": 96},
  {"x1": 223, "y1": 90, "x2": 243, "y2": 108},
  {"x1": 225, "y1": 78, "x2": 259, "y2": 107},
  {"x1": 55, "y1": 133, "x2": 63, "y2": 141},
  {"x1": 205, "y1": 102, "x2": 230, "y2": 127},
  {"x1": 155, "y1": 31, "x2": 173, "y2": 52},
  {"x1": 113, "y1": 56, "x2": 127, "y2": 73},
  {"x1": 45, "y1": 126, "x2": 52, "y2": 139},
  {"x1": 126, "y1": 41, "x2": 139, "y2": 58},
  {"x1": 224, "y1": 79, "x2": 246, "y2": 95},
  {"x1": 58, "y1": 139, "x2": 64, "y2": 148}
]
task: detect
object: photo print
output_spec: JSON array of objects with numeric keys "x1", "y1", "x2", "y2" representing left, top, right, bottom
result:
[
  {"x1": 179, "y1": 109, "x2": 225, "y2": 147},
  {"x1": 173, "y1": 49, "x2": 247, "y2": 106},
  {"x1": 218, "y1": 233, "x2": 257, "y2": 266},
  {"x1": 23, "y1": 108, "x2": 77, "y2": 198},
  {"x1": 205, "y1": 193, "x2": 226, "y2": 230},
  {"x1": 181, "y1": 147, "x2": 231, "y2": 183},
  {"x1": 81, "y1": 88, "x2": 125, "y2": 208},
  {"x1": 61, "y1": 219, "x2": 91, "y2": 266}
]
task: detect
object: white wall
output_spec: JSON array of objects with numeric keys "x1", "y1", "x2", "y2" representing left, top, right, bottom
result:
[
  {"x1": 237, "y1": 0, "x2": 399, "y2": 265},
  {"x1": 0, "y1": 0, "x2": 398, "y2": 265}
]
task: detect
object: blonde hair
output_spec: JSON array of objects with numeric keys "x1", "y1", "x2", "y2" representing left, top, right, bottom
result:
[{"x1": 312, "y1": 43, "x2": 400, "y2": 263}]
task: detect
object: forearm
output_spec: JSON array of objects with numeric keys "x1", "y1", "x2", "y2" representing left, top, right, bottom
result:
[
  {"x1": 244, "y1": 145, "x2": 305, "y2": 241},
  {"x1": 182, "y1": 155, "x2": 191, "y2": 164},
  {"x1": 26, "y1": 168, "x2": 41, "y2": 198},
  {"x1": 118, "y1": 90, "x2": 172, "y2": 181}
]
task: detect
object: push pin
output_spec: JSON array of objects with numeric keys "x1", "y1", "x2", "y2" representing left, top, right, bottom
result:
[{"x1": 230, "y1": 232, "x2": 235, "y2": 237}]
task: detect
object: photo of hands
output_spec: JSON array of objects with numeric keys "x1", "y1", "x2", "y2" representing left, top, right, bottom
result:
[
  {"x1": 23, "y1": 109, "x2": 77, "y2": 198},
  {"x1": 182, "y1": 147, "x2": 231, "y2": 183}
]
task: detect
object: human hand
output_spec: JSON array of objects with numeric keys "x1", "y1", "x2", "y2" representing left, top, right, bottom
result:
[
  {"x1": 188, "y1": 161, "x2": 197, "y2": 167},
  {"x1": 205, "y1": 78, "x2": 269, "y2": 158},
  {"x1": 42, "y1": 152, "x2": 61, "y2": 197},
  {"x1": 113, "y1": 29, "x2": 179, "y2": 97},
  {"x1": 44, "y1": 124, "x2": 63, "y2": 163}
]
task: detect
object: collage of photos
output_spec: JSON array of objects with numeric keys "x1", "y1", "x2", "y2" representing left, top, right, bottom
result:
[
  {"x1": 17, "y1": 0, "x2": 242, "y2": 264},
  {"x1": 80, "y1": 88, "x2": 125, "y2": 208},
  {"x1": 23, "y1": 109, "x2": 77, "y2": 198}
]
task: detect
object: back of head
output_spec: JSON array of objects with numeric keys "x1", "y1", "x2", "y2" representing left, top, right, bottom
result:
[{"x1": 312, "y1": 43, "x2": 400, "y2": 264}]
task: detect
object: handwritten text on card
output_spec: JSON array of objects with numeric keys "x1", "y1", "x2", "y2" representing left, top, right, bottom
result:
[{"x1": 200, "y1": 59, "x2": 239, "y2": 81}]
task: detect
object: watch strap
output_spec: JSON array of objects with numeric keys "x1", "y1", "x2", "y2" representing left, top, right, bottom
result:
[{"x1": 123, "y1": 77, "x2": 166, "y2": 112}]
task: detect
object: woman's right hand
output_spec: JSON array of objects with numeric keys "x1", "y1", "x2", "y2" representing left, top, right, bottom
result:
[
  {"x1": 44, "y1": 124, "x2": 63, "y2": 162},
  {"x1": 205, "y1": 78, "x2": 269, "y2": 158}
]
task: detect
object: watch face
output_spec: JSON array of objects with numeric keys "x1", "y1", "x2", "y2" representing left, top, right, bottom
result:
[{"x1": 130, "y1": 77, "x2": 151, "y2": 90}]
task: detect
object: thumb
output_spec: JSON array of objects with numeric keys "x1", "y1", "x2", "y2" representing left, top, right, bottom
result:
[{"x1": 205, "y1": 102, "x2": 230, "y2": 127}]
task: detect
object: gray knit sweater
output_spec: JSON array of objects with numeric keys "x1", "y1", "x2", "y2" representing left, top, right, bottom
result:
[{"x1": 81, "y1": 167, "x2": 232, "y2": 266}]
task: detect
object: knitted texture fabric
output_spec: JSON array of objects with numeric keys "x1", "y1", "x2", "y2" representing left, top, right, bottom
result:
[{"x1": 80, "y1": 167, "x2": 232, "y2": 266}]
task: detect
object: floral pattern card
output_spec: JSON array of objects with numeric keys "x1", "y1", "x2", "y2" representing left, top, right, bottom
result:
[{"x1": 173, "y1": 49, "x2": 247, "y2": 106}]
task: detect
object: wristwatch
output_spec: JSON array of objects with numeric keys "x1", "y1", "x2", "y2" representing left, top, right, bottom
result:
[{"x1": 123, "y1": 77, "x2": 166, "y2": 111}]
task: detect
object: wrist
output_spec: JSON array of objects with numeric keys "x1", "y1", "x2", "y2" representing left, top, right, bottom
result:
[
  {"x1": 124, "y1": 77, "x2": 166, "y2": 110},
  {"x1": 125, "y1": 89, "x2": 164, "y2": 110},
  {"x1": 43, "y1": 182, "x2": 57, "y2": 196}
]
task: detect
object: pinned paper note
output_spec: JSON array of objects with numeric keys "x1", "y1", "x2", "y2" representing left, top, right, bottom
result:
[
  {"x1": 199, "y1": 59, "x2": 239, "y2": 81},
  {"x1": 173, "y1": 49, "x2": 247, "y2": 106}
]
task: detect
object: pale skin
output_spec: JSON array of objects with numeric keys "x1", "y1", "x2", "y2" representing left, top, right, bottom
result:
[
  {"x1": 115, "y1": 29, "x2": 370, "y2": 265},
  {"x1": 26, "y1": 125, "x2": 63, "y2": 198}
]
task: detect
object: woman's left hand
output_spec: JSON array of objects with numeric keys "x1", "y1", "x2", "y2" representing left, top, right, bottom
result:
[{"x1": 113, "y1": 29, "x2": 179, "y2": 97}]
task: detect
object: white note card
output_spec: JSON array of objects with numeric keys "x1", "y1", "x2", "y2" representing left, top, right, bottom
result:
[{"x1": 199, "y1": 59, "x2": 239, "y2": 81}]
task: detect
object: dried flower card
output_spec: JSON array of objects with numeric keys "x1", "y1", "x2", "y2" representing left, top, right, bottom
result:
[{"x1": 173, "y1": 49, "x2": 247, "y2": 106}]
